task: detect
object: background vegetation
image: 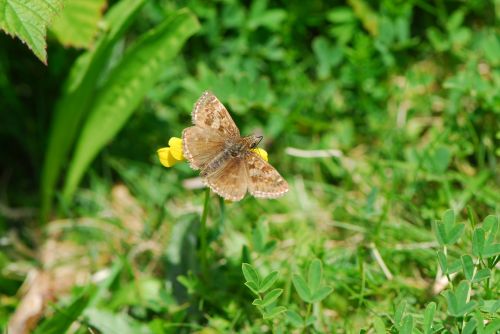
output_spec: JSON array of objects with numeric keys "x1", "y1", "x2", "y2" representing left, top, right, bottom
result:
[{"x1": 0, "y1": 0, "x2": 498, "y2": 333}]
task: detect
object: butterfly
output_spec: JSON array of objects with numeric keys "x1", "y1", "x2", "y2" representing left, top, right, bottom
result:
[{"x1": 182, "y1": 91, "x2": 289, "y2": 201}]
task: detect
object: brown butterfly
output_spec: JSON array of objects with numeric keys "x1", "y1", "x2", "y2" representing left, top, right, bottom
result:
[{"x1": 182, "y1": 91, "x2": 289, "y2": 201}]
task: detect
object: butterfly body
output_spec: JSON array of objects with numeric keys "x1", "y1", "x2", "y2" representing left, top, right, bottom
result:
[{"x1": 182, "y1": 91, "x2": 288, "y2": 201}]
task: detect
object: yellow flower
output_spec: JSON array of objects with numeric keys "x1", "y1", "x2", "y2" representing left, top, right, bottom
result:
[
  {"x1": 157, "y1": 137, "x2": 268, "y2": 168},
  {"x1": 251, "y1": 147, "x2": 268, "y2": 161},
  {"x1": 157, "y1": 137, "x2": 184, "y2": 167}
]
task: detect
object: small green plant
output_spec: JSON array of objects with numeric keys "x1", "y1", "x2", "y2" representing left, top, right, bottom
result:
[{"x1": 242, "y1": 263, "x2": 286, "y2": 320}]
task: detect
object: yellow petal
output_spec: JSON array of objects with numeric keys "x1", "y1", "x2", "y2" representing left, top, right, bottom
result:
[
  {"x1": 168, "y1": 137, "x2": 184, "y2": 160},
  {"x1": 252, "y1": 148, "x2": 268, "y2": 161},
  {"x1": 157, "y1": 147, "x2": 178, "y2": 167}
]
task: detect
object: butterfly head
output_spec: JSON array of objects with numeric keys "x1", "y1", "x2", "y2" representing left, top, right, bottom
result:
[{"x1": 246, "y1": 135, "x2": 263, "y2": 149}]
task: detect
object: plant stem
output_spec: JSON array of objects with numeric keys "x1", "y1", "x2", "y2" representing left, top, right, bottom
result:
[{"x1": 199, "y1": 188, "x2": 210, "y2": 276}]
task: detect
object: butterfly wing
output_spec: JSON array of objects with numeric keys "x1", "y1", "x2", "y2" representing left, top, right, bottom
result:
[
  {"x1": 203, "y1": 157, "x2": 248, "y2": 201},
  {"x1": 192, "y1": 91, "x2": 240, "y2": 138},
  {"x1": 245, "y1": 152, "x2": 288, "y2": 198},
  {"x1": 182, "y1": 126, "x2": 225, "y2": 170}
]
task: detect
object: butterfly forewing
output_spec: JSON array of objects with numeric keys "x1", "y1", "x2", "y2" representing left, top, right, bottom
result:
[
  {"x1": 193, "y1": 91, "x2": 240, "y2": 138},
  {"x1": 245, "y1": 152, "x2": 289, "y2": 198},
  {"x1": 182, "y1": 126, "x2": 225, "y2": 170}
]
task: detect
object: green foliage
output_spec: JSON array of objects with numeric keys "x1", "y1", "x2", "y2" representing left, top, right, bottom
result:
[
  {"x1": 49, "y1": 0, "x2": 107, "y2": 48},
  {"x1": 61, "y1": 8, "x2": 200, "y2": 201},
  {"x1": 40, "y1": 0, "x2": 148, "y2": 219},
  {"x1": 0, "y1": 0, "x2": 64, "y2": 63},
  {"x1": 0, "y1": 0, "x2": 498, "y2": 333},
  {"x1": 242, "y1": 263, "x2": 286, "y2": 320}
]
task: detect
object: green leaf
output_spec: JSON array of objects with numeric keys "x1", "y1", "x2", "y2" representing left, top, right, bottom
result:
[
  {"x1": 62, "y1": 8, "x2": 200, "y2": 200},
  {"x1": 50, "y1": 0, "x2": 107, "y2": 48},
  {"x1": 462, "y1": 318, "x2": 477, "y2": 334},
  {"x1": 443, "y1": 281, "x2": 477, "y2": 317},
  {"x1": 473, "y1": 228, "x2": 485, "y2": 256},
  {"x1": 443, "y1": 209, "x2": 455, "y2": 226},
  {"x1": 434, "y1": 210, "x2": 464, "y2": 245},
  {"x1": 259, "y1": 271, "x2": 278, "y2": 293},
  {"x1": 0, "y1": 0, "x2": 64, "y2": 63},
  {"x1": 472, "y1": 268, "x2": 490, "y2": 283},
  {"x1": 437, "y1": 250, "x2": 448, "y2": 273},
  {"x1": 252, "y1": 224, "x2": 266, "y2": 253},
  {"x1": 292, "y1": 274, "x2": 311, "y2": 303},
  {"x1": 373, "y1": 317, "x2": 386, "y2": 334},
  {"x1": 447, "y1": 224, "x2": 465, "y2": 245},
  {"x1": 423, "y1": 302, "x2": 436, "y2": 334},
  {"x1": 310, "y1": 286, "x2": 333, "y2": 303},
  {"x1": 40, "y1": 0, "x2": 147, "y2": 221},
  {"x1": 466, "y1": 206, "x2": 478, "y2": 228},
  {"x1": 34, "y1": 288, "x2": 94, "y2": 334},
  {"x1": 286, "y1": 310, "x2": 304, "y2": 328},
  {"x1": 484, "y1": 319, "x2": 500, "y2": 334},
  {"x1": 394, "y1": 301, "x2": 406, "y2": 328},
  {"x1": 85, "y1": 308, "x2": 153, "y2": 334},
  {"x1": 262, "y1": 306, "x2": 287, "y2": 320},
  {"x1": 242, "y1": 263, "x2": 260, "y2": 285},
  {"x1": 400, "y1": 315, "x2": 413, "y2": 334},
  {"x1": 244, "y1": 281, "x2": 260, "y2": 295},
  {"x1": 259, "y1": 288, "x2": 283, "y2": 307},
  {"x1": 327, "y1": 7, "x2": 355, "y2": 23},
  {"x1": 307, "y1": 259, "x2": 322, "y2": 293},
  {"x1": 461, "y1": 255, "x2": 475, "y2": 281}
]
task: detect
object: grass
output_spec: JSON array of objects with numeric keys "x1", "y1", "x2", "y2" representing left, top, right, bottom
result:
[{"x1": 0, "y1": 0, "x2": 499, "y2": 333}]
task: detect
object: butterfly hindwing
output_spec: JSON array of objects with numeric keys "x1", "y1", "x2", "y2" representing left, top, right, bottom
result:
[{"x1": 245, "y1": 152, "x2": 288, "y2": 198}]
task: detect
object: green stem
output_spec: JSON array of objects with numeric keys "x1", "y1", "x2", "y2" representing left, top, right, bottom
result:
[{"x1": 199, "y1": 188, "x2": 210, "y2": 276}]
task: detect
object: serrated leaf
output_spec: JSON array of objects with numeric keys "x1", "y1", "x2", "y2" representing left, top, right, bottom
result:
[
  {"x1": 0, "y1": 0, "x2": 64, "y2": 63},
  {"x1": 50, "y1": 0, "x2": 107, "y2": 48},
  {"x1": 41, "y1": 0, "x2": 147, "y2": 220},
  {"x1": 259, "y1": 271, "x2": 278, "y2": 293},
  {"x1": 461, "y1": 255, "x2": 475, "y2": 281},
  {"x1": 260, "y1": 288, "x2": 283, "y2": 307},
  {"x1": 62, "y1": 9, "x2": 200, "y2": 200},
  {"x1": 292, "y1": 274, "x2": 311, "y2": 303},
  {"x1": 262, "y1": 306, "x2": 287, "y2": 320},
  {"x1": 242, "y1": 263, "x2": 260, "y2": 285},
  {"x1": 423, "y1": 302, "x2": 436, "y2": 334},
  {"x1": 308, "y1": 259, "x2": 322, "y2": 294},
  {"x1": 310, "y1": 286, "x2": 333, "y2": 303}
]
